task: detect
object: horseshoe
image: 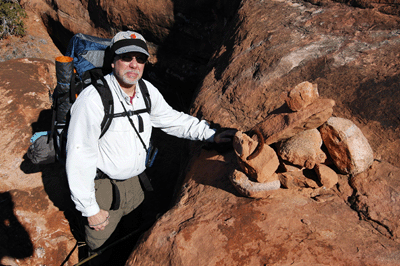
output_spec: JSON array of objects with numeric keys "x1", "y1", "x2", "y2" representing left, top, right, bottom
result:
[{"x1": 246, "y1": 129, "x2": 264, "y2": 161}]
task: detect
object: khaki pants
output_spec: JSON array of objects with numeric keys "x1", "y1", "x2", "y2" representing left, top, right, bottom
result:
[{"x1": 84, "y1": 176, "x2": 144, "y2": 250}]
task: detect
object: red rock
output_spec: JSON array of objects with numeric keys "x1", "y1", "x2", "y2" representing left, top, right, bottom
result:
[
  {"x1": 3, "y1": 0, "x2": 400, "y2": 265},
  {"x1": 0, "y1": 58, "x2": 78, "y2": 265},
  {"x1": 320, "y1": 117, "x2": 374, "y2": 175},
  {"x1": 281, "y1": 161, "x2": 304, "y2": 172},
  {"x1": 279, "y1": 171, "x2": 320, "y2": 189},
  {"x1": 229, "y1": 170, "x2": 281, "y2": 198},
  {"x1": 277, "y1": 129, "x2": 327, "y2": 169},
  {"x1": 20, "y1": 0, "x2": 174, "y2": 42},
  {"x1": 127, "y1": 149, "x2": 400, "y2": 266},
  {"x1": 283, "y1": 81, "x2": 319, "y2": 112},
  {"x1": 253, "y1": 98, "x2": 335, "y2": 145},
  {"x1": 350, "y1": 161, "x2": 400, "y2": 240},
  {"x1": 314, "y1": 163, "x2": 339, "y2": 189},
  {"x1": 233, "y1": 131, "x2": 280, "y2": 183}
]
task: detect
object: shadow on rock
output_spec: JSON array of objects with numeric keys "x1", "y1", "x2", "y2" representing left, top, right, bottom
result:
[
  {"x1": 30, "y1": 109, "x2": 53, "y2": 134},
  {"x1": 192, "y1": 143, "x2": 242, "y2": 197},
  {"x1": 20, "y1": 107, "x2": 83, "y2": 240},
  {"x1": 21, "y1": 156, "x2": 85, "y2": 242},
  {"x1": 0, "y1": 192, "x2": 34, "y2": 261}
]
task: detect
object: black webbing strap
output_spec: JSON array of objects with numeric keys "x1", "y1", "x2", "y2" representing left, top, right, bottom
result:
[
  {"x1": 110, "y1": 180, "x2": 120, "y2": 210},
  {"x1": 94, "y1": 76, "x2": 150, "y2": 138},
  {"x1": 118, "y1": 104, "x2": 154, "y2": 192},
  {"x1": 88, "y1": 70, "x2": 114, "y2": 139},
  {"x1": 49, "y1": 90, "x2": 70, "y2": 144},
  {"x1": 138, "y1": 172, "x2": 153, "y2": 192},
  {"x1": 113, "y1": 109, "x2": 147, "y2": 132},
  {"x1": 119, "y1": 99, "x2": 148, "y2": 153}
]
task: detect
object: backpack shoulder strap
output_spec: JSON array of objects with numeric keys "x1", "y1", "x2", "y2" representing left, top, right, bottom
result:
[
  {"x1": 138, "y1": 78, "x2": 151, "y2": 113},
  {"x1": 90, "y1": 75, "x2": 150, "y2": 138},
  {"x1": 87, "y1": 69, "x2": 114, "y2": 139}
]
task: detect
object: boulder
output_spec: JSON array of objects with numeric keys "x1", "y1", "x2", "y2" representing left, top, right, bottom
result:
[
  {"x1": 282, "y1": 81, "x2": 319, "y2": 112},
  {"x1": 252, "y1": 98, "x2": 335, "y2": 145},
  {"x1": 232, "y1": 131, "x2": 280, "y2": 183},
  {"x1": 320, "y1": 117, "x2": 374, "y2": 175},
  {"x1": 229, "y1": 170, "x2": 281, "y2": 198},
  {"x1": 314, "y1": 163, "x2": 339, "y2": 189},
  {"x1": 277, "y1": 129, "x2": 327, "y2": 169},
  {"x1": 281, "y1": 161, "x2": 304, "y2": 172}
]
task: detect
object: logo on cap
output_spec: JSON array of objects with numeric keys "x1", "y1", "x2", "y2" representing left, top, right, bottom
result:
[{"x1": 130, "y1": 34, "x2": 137, "y2": 39}]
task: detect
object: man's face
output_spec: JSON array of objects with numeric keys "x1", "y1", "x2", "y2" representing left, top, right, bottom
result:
[{"x1": 112, "y1": 52, "x2": 147, "y2": 89}]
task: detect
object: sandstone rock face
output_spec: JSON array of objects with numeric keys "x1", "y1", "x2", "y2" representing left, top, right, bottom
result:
[
  {"x1": 20, "y1": 0, "x2": 174, "y2": 42},
  {"x1": 278, "y1": 129, "x2": 326, "y2": 169},
  {"x1": 0, "y1": 59, "x2": 78, "y2": 265},
  {"x1": 190, "y1": 0, "x2": 400, "y2": 167},
  {"x1": 350, "y1": 161, "x2": 400, "y2": 240},
  {"x1": 283, "y1": 81, "x2": 319, "y2": 111},
  {"x1": 127, "y1": 149, "x2": 400, "y2": 265},
  {"x1": 279, "y1": 171, "x2": 320, "y2": 189},
  {"x1": 174, "y1": 0, "x2": 400, "y2": 263},
  {"x1": 282, "y1": 161, "x2": 304, "y2": 172},
  {"x1": 0, "y1": 10, "x2": 62, "y2": 62},
  {"x1": 320, "y1": 116, "x2": 374, "y2": 175}
]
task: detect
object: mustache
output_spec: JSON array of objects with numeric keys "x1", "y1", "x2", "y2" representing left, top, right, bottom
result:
[{"x1": 123, "y1": 70, "x2": 140, "y2": 75}]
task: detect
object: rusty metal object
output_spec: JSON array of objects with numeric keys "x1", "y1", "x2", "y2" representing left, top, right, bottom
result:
[{"x1": 246, "y1": 129, "x2": 264, "y2": 161}]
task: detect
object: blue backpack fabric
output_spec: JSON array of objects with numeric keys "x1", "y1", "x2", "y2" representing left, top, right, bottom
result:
[{"x1": 65, "y1": 33, "x2": 112, "y2": 78}]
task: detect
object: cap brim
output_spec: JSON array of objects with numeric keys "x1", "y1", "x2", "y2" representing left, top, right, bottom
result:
[{"x1": 115, "y1": 46, "x2": 149, "y2": 57}]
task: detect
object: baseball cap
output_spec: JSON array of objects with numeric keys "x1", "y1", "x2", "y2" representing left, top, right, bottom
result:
[{"x1": 109, "y1": 31, "x2": 149, "y2": 57}]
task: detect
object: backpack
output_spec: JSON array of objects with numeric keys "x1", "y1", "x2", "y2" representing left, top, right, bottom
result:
[{"x1": 27, "y1": 33, "x2": 156, "y2": 169}]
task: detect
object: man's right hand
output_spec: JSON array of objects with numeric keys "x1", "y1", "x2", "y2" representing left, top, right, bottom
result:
[
  {"x1": 214, "y1": 128, "x2": 237, "y2": 144},
  {"x1": 88, "y1": 209, "x2": 110, "y2": 231}
]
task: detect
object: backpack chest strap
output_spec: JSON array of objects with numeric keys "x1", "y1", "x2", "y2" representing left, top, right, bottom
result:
[{"x1": 111, "y1": 108, "x2": 149, "y2": 133}]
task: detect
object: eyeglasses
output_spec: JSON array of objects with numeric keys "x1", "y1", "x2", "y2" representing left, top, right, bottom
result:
[{"x1": 118, "y1": 54, "x2": 148, "y2": 64}]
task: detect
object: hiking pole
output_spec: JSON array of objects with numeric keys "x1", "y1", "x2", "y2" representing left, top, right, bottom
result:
[{"x1": 74, "y1": 218, "x2": 155, "y2": 266}]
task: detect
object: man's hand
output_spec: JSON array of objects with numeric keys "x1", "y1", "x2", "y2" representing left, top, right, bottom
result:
[
  {"x1": 88, "y1": 209, "x2": 110, "y2": 231},
  {"x1": 214, "y1": 128, "x2": 237, "y2": 144}
]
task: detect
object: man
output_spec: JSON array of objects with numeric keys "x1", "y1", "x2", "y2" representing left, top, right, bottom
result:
[{"x1": 65, "y1": 31, "x2": 236, "y2": 262}]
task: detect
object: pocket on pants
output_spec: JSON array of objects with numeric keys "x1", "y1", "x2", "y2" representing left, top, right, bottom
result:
[
  {"x1": 94, "y1": 179, "x2": 113, "y2": 211},
  {"x1": 121, "y1": 176, "x2": 144, "y2": 215}
]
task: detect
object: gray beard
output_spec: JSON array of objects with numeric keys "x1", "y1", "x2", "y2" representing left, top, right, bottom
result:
[{"x1": 122, "y1": 70, "x2": 140, "y2": 85}]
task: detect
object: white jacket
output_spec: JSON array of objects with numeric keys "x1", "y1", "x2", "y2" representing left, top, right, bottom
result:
[{"x1": 66, "y1": 73, "x2": 216, "y2": 217}]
